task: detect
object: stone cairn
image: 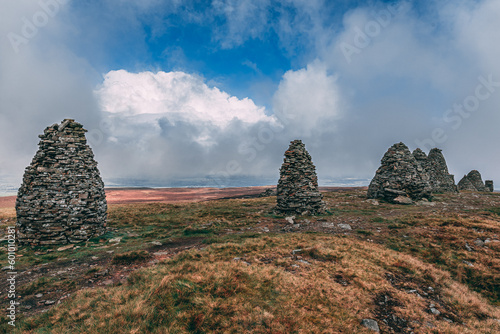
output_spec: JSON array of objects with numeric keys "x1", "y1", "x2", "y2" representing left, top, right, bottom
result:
[
  {"x1": 425, "y1": 148, "x2": 458, "y2": 193},
  {"x1": 412, "y1": 148, "x2": 431, "y2": 183},
  {"x1": 457, "y1": 170, "x2": 492, "y2": 192},
  {"x1": 275, "y1": 140, "x2": 326, "y2": 215},
  {"x1": 457, "y1": 175, "x2": 476, "y2": 191},
  {"x1": 16, "y1": 119, "x2": 107, "y2": 245},
  {"x1": 485, "y1": 180, "x2": 494, "y2": 192},
  {"x1": 368, "y1": 142, "x2": 432, "y2": 203}
]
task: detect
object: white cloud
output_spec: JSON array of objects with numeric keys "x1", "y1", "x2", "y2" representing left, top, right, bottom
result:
[
  {"x1": 96, "y1": 70, "x2": 273, "y2": 131},
  {"x1": 272, "y1": 62, "x2": 342, "y2": 137},
  {"x1": 211, "y1": 0, "x2": 271, "y2": 48}
]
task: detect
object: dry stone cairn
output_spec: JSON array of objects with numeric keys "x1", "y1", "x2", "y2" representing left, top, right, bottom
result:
[
  {"x1": 275, "y1": 140, "x2": 326, "y2": 215},
  {"x1": 412, "y1": 148, "x2": 431, "y2": 182},
  {"x1": 412, "y1": 148, "x2": 457, "y2": 193},
  {"x1": 368, "y1": 142, "x2": 431, "y2": 203},
  {"x1": 467, "y1": 170, "x2": 487, "y2": 192},
  {"x1": 16, "y1": 119, "x2": 107, "y2": 245},
  {"x1": 457, "y1": 170, "x2": 491, "y2": 192},
  {"x1": 457, "y1": 175, "x2": 476, "y2": 191},
  {"x1": 426, "y1": 148, "x2": 458, "y2": 193},
  {"x1": 485, "y1": 180, "x2": 494, "y2": 192}
]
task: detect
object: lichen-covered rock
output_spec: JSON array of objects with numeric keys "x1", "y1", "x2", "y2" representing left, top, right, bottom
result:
[
  {"x1": 16, "y1": 119, "x2": 107, "y2": 245},
  {"x1": 368, "y1": 142, "x2": 431, "y2": 203},
  {"x1": 457, "y1": 175, "x2": 476, "y2": 191},
  {"x1": 427, "y1": 148, "x2": 458, "y2": 193},
  {"x1": 466, "y1": 170, "x2": 487, "y2": 192},
  {"x1": 275, "y1": 140, "x2": 326, "y2": 215}
]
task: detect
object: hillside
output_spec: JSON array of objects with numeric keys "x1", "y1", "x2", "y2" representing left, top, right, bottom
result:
[{"x1": 1, "y1": 188, "x2": 499, "y2": 333}]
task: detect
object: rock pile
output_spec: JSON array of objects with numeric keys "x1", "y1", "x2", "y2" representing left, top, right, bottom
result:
[
  {"x1": 466, "y1": 170, "x2": 487, "y2": 192},
  {"x1": 368, "y1": 142, "x2": 432, "y2": 203},
  {"x1": 275, "y1": 140, "x2": 326, "y2": 215},
  {"x1": 457, "y1": 170, "x2": 492, "y2": 192},
  {"x1": 426, "y1": 148, "x2": 458, "y2": 193},
  {"x1": 16, "y1": 119, "x2": 107, "y2": 245},
  {"x1": 412, "y1": 148, "x2": 431, "y2": 182},
  {"x1": 485, "y1": 180, "x2": 494, "y2": 192},
  {"x1": 457, "y1": 176, "x2": 476, "y2": 191}
]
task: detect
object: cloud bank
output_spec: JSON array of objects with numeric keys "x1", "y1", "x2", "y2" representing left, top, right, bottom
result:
[{"x1": 1, "y1": 0, "x2": 500, "y2": 190}]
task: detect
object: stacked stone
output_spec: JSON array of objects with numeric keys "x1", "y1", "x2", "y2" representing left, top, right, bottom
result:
[
  {"x1": 485, "y1": 180, "x2": 494, "y2": 192},
  {"x1": 457, "y1": 175, "x2": 476, "y2": 191},
  {"x1": 275, "y1": 140, "x2": 326, "y2": 215},
  {"x1": 412, "y1": 148, "x2": 431, "y2": 182},
  {"x1": 427, "y1": 148, "x2": 458, "y2": 193},
  {"x1": 457, "y1": 170, "x2": 491, "y2": 192},
  {"x1": 16, "y1": 119, "x2": 107, "y2": 245},
  {"x1": 368, "y1": 142, "x2": 432, "y2": 203}
]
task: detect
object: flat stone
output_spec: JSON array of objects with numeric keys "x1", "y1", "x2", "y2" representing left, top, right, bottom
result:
[
  {"x1": 338, "y1": 223, "x2": 352, "y2": 230},
  {"x1": 361, "y1": 319, "x2": 380, "y2": 332},
  {"x1": 393, "y1": 196, "x2": 413, "y2": 205},
  {"x1": 473, "y1": 239, "x2": 484, "y2": 247},
  {"x1": 430, "y1": 308, "x2": 441, "y2": 315},
  {"x1": 57, "y1": 244, "x2": 74, "y2": 252}
]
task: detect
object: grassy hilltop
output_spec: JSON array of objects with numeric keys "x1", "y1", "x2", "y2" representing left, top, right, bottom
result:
[{"x1": 1, "y1": 189, "x2": 500, "y2": 333}]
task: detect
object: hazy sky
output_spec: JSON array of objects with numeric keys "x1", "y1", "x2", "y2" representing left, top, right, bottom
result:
[{"x1": 1, "y1": 0, "x2": 499, "y2": 188}]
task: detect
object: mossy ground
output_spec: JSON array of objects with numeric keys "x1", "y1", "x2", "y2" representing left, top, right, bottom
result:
[{"x1": 1, "y1": 189, "x2": 499, "y2": 333}]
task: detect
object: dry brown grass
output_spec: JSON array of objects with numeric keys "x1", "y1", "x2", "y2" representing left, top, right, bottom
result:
[
  {"x1": 15, "y1": 234, "x2": 500, "y2": 333},
  {"x1": 2, "y1": 189, "x2": 500, "y2": 333}
]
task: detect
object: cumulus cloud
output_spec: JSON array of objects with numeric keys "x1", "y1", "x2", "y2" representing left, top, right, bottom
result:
[
  {"x1": 272, "y1": 62, "x2": 342, "y2": 137},
  {"x1": 92, "y1": 69, "x2": 283, "y2": 183},
  {"x1": 96, "y1": 70, "x2": 273, "y2": 130}
]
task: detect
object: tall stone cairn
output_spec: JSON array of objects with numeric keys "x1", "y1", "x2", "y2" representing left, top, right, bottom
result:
[
  {"x1": 275, "y1": 140, "x2": 326, "y2": 215},
  {"x1": 457, "y1": 175, "x2": 476, "y2": 191},
  {"x1": 412, "y1": 148, "x2": 431, "y2": 183},
  {"x1": 16, "y1": 119, "x2": 107, "y2": 245},
  {"x1": 457, "y1": 170, "x2": 488, "y2": 192},
  {"x1": 426, "y1": 148, "x2": 458, "y2": 193},
  {"x1": 485, "y1": 180, "x2": 494, "y2": 192},
  {"x1": 467, "y1": 170, "x2": 487, "y2": 192},
  {"x1": 368, "y1": 142, "x2": 431, "y2": 202}
]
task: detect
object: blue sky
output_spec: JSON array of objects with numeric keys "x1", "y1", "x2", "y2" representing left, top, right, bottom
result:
[{"x1": 1, "y1": 0, "x2": 500, "y2": 189}]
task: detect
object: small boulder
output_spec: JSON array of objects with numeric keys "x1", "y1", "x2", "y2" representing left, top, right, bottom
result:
[
  {"x1": 361, "y1": 319, "x2": 380, "y2": 332},
  {"x1": 393, "y1": 196, "x2": 413, "y2": 205}
]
